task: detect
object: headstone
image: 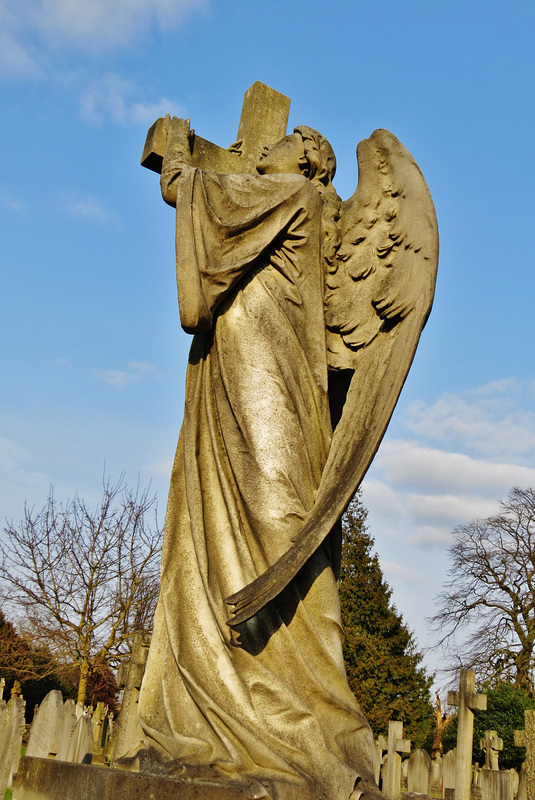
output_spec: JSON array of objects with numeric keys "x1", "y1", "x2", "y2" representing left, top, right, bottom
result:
[
  {"x1": 407, "y1": 747, "x2": 432, "y2": 794},
  {"x1": 25, "y1": 689, "x2": 64, "y2": 758},
  {"x1": 65, "y1": 715, "x2": 93, "y2": 764},
  {"x1": 56, "y1": 699, "x2": 78, "y2": 761},
  {"x1": 0, "y1": 678, "x2": 5, "y2": 701},
  {"x1": 479, "y1": 769, "x2": 515, "y2": 800},
  {"x1": 110, "y1": 631, "x2": 151, "y2": 763},
  {"x1": 381, "y1": 720, "x2": 411, "y2": 800},
  {"x1": 431, "y1": 752, "x2": 443, "y2": 793},
  {"x1": 443, "y1": 748, "x2": 457, "y2": 799},
  {"x1": 515, "y1": 708, "x2": 535, "y2": 800},
  {"x1": 481, "y1": 730, "x2": 503, "y2": 770},
  {"x1": 92, "y1": 701, "x2": 107, "y2": 748},
  {"x1": 0, "y1": 695, "x2": 25, "y2": 797},
  {"x1": 518, "y1": 762, "x2": 528, "y2": 800},
  {"x1": 448, "y1": 669, "x2": 487, "y2": 800}
]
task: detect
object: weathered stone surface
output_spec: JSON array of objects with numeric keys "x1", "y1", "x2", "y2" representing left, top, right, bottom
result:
[
  {"x1": 448, "y1": 670, "x2": 487, "y2": 800},
  {"x1": 56, "y1": 700, "x2": 77, "y2": 762},
  {"x1": 479, "y1": 769, "x2": 515, "y2": 800},
  {"x1": 135, "y1": 83, "x2": 438, "y2": 800},
  {"x1": 406, "y1": 748, "x2": 432, "y2": 795},
  {"x1": 66, "y1": 716, "x2": 93, "y2": 764},
  {"x1": 0, "y1": 696, "x2": 25, "y2": 797},
  {"x1": 14, "y1": 757, "x2": 290, "y2": 800},
  {"x1": 25, "y1": 690, "x2": 63, "y2": 758}
]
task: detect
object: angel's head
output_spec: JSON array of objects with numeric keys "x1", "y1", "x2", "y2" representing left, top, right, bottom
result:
[{"x1": 256, "y1": 126, "x2": 336, "y2": 189}]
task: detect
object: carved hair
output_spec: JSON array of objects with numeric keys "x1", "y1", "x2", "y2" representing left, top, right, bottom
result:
[{"x1": 293, "y1": 126, "x2": 342, "y2": 273}]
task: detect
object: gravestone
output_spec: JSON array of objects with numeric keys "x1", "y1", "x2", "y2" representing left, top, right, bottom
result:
[
  {"x1": 515, "y1": 709, "x2": 535, "y2": 800},
  {"x1": 25, "y1": 690, "x2": 64, "y2": 758},
  {"x1": 431, "y1": 753, "x2": 443, "y2": 793},
  {"x1": 448, "y1": 670, "x2": 487, "y2": 800},
  {"x1": 56, "y1": 700, "x2": 78, "y2": 762},
  {"x1": 443, "y1": 748, "x2": 457, "y2": 799},
  {"x1": 407, "y1": 747, "x2": 432, "y2": 794},
  {"x1": 480, "y1": 730, "x2": 503, "y2": 770},
  {"x1": 518, "y1": 763, "x2": 528, "y2": 800},
  {"x1": 0, "y1": 678, "x2": 5, "y2": 701},
  {"x1": 66, "y1": 716, "x2": 93, "y2": 764},
  {"x1": 381, "y1": 720, "x2": 411, "y2": 800},
  {"x1": 479, "y1": 769, "x2": 515, "y2": 800},
  {"x1": 110, "y1": 631, "x2": 150, "y2": 764},
  {"x1": 0, "y1": 696, "x2": 25, "y2": 797}
]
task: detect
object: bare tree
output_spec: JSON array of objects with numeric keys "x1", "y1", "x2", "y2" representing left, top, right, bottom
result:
[
  {"x1": 0, "y1": 475, "x2": 163, "y2": 705},
  {"x1": 431, "y1": 486, "x2": 535, "y2": 695}
]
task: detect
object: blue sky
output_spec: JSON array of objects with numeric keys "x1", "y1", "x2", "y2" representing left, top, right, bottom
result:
[{"x1": 2, "y1": 0, "x2": 535, "y2": 687}]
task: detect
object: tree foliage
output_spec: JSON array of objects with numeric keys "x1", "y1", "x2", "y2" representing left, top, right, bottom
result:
[
  {"x1": 339, "y1": 494, "x2": 434, "y2": 746},
  {"x1": 442, "y1": 682, "x2": 535, "y2": 770},
  {"x1": 0, "y1": 608, "x2": 74, "y2": 719},
  {"x1": 431, "y1": 487, "x2": 535, "y2": 695},
  {"x1": 0, "y1": 475, "x2": 162, "y2": 706}
]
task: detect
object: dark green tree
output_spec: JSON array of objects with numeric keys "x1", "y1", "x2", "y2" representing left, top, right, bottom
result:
[
  {"x1": 339, "y1": 494, "x2": 434, "y2": 746},
  {"x1": 442, "y1": 682, "x2": 535, "y2": 770}
]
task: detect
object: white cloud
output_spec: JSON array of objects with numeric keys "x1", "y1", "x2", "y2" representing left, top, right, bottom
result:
[
  {"x1": 68, "y1": 194, "x2": 113, "y2": 221},
  {"x1": 374, "y1": 440, "x2": 535, "y2": 497},
  {"x1": 79, "y1": 73, "x2": 182, "y2": 127},
  {"x1": 0, "y1": 0, "x2": 208, "y2": 70},
  {"x1": 405, "y1": 379, "x2": 535, "y2": 462},
  {"x1": 92, "y1": 361, "x2": 154, "y2": 389},
  {"x1": 380, "y1": 560, "x2": 424, "y2": 583},
  {"x1": 0, "y1": 187, "x2": 26, "y2": 212}
]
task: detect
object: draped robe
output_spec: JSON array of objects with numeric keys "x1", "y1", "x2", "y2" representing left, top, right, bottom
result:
[{"x1": 137, "y1": 160, "x2": 377, "y2": 800}]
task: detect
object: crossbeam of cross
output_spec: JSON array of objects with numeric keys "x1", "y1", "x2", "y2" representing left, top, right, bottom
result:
[{"x1": 141, "y1": 82, "x2": 290, "y2": 176}]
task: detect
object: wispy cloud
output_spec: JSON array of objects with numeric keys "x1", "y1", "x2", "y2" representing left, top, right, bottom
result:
[
  {"x1": 0, "y1": 186, "x2": 26, "y2": 212},
  {"x1": 92, "y1": 361, "x2": 155, "y2": 389},
  {"x1": 362, "y1": 379, "x2": 535, "y2": 551},
  {"x1": 0, "y1": 0, "x2": 209, "y2": 74},
  {"x1": 405, "y1": 379, "x2": 535, "y2": 462},
  {"x1": 79, "y1": 73, "x2": 182, "y2": 127},
  {"x1": 67, "y1": 194, "x2": 114, "y2": 221}
]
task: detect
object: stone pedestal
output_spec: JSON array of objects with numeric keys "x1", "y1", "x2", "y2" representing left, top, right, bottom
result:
[{"x1": 13, "y1": 757, "x2": 284, "y2": 800}]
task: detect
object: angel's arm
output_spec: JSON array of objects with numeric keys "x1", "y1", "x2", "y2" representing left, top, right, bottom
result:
[{"x1": 160, "y1": 116, "x2": 194, "y2": 207}]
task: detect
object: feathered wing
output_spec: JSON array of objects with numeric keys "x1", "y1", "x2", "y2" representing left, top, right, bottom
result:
[{"x1": 226, "y1": 129, "x2": 438, "y2": 627}]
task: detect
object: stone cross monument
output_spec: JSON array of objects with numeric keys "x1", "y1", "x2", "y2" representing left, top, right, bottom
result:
[
  {"x1": 448, "y1": 669, "x2": 487, "y2": 800},
  {"x1": 515, "y1": 709, "x2": 535, "y2": 800}
]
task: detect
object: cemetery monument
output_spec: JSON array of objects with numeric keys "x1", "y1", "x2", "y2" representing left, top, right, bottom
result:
[{"x1": 123, "y1": 82, "x2": 438, "y2": 800}]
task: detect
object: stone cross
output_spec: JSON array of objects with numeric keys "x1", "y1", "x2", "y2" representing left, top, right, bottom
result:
[
  {"x1": 141, "y1": 81, "x2": 291, "y2": 177},
  {"x1": 0, "y1": 678, "x2": 4, "y2": 701},
  {"x1": 448, "y1": 669, "x2": 487, "y2": 800},
  {"x1": 480, "y1": 730, "x2": 503, "y2": 770},
  {"x1": 515, "y1": 709, "x2": 535, "y2": 800},
  {"x1": 381, "y1": 720, "x2": 411, "y2": 800}
]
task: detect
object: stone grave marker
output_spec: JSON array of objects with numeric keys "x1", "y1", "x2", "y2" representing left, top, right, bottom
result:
[
  {"x1": 448, "y1": 669, "x2": 487, "y2": 800},
  {"x1": 479, "y1": 769, "x2": 516, "y2": 800},
  {"x1": 110, "y1": 631, "x2": 151, "y2": 763},
  {"x1": 56, "y1": 699, "x2": 78, "y2": 761},
  {"x1": 480, "y1": 730, "x2": 503, "y2": 770},
  {"x1": 443, "y1": 747, "x2": 457, "y2": 799},
  {"x1": 0, "y1": 678, "x2": 5, "y2": 701},
  {"x1": 431, "y1": 753, "x2": 443, "y2": 793},
  {"x1": 0, "y1": 695, "x2": 25, "y2": 797},
  {"x1": 515, "y1": 708, "x2": 535, "y2": 800},
  {"x1": 66, "y1": 715, "x2": 93, "y2": 764},
  {"x1": 518, "y1": 763, "x2": 528, "y2": 800},
  {"x1": 25, "y1": 689, "x2": 64, "y2": 758},
  {"x1": 407, "y1": 747, "x2": 432, "y2": 794},
  {"x1": 381, "y1": 720, "x2": 411, "y2": 800}
]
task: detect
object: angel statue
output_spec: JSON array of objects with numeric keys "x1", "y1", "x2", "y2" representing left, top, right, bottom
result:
[{"x1": 127, "y1": 84, "x2": 438, "y2": 800}]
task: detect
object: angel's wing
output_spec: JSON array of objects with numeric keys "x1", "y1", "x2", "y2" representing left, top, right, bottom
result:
[{"x1": 226, "y1": 129, "x2": 438, "y2": 628}]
